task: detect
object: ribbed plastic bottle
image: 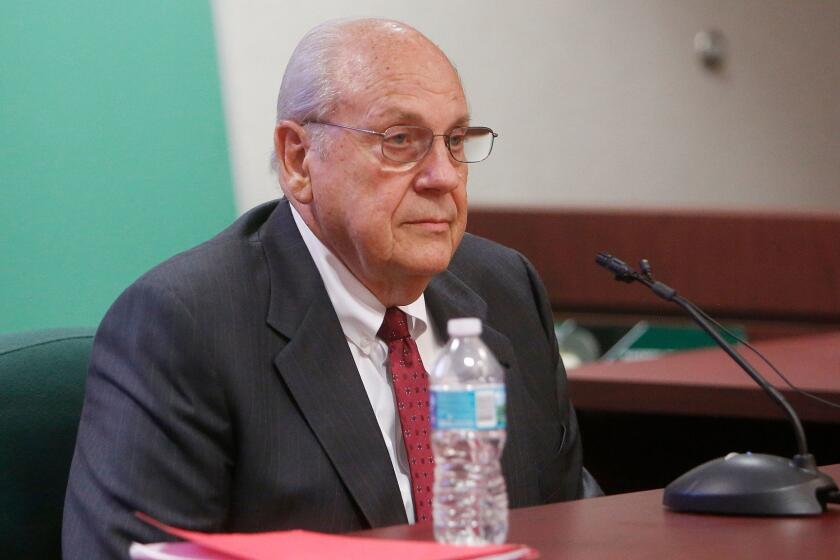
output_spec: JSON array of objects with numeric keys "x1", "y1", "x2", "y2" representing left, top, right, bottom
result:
[{"x1": 430, "y1": 317, "x2": 508, "y2": 545}]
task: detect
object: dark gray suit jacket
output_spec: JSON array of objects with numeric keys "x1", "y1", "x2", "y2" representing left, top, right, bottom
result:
[{"x1": 63, "y1": 199, "x2": 588, "y2": 558}]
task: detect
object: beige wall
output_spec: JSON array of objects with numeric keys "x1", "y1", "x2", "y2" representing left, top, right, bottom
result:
[{"x1": 212, "y1": 1, "x2": 840, "y2": 213}]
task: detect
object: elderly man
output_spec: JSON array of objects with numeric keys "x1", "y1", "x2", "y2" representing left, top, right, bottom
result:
[{"x1": 63, "y1": 18, "x2": 594, "y2": 558}]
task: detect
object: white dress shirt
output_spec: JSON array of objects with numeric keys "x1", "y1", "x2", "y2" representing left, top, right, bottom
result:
[{"x1": 291, "y1": 205, "x2": 445, "y2": 523}]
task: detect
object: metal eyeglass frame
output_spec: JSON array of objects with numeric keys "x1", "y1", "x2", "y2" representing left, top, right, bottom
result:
[{"x1": 303, "y1": 121, "x2": 498, "y2": 163}]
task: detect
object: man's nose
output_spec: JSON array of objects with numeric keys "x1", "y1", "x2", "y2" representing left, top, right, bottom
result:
[{"x1": 412, "y1": 137, "x2": 463, "y2": 193}]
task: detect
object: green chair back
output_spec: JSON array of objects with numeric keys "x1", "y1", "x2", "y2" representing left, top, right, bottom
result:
[{"x1": 0, "y1": 328, "x2": 95, "y2": 559}]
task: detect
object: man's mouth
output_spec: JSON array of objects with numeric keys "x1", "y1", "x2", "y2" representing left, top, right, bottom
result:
[{"x1": 405, "y1": 219, "x2": 450, "y2": 233}]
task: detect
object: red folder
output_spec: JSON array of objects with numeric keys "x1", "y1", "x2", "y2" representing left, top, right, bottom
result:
[{"x1": 135, "y1": 512, "x2": 537, "y2": 560}]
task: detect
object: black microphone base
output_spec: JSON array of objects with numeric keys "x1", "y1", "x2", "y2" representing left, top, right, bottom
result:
[{"x1": 663, "y1": 452, "x2": 838, "y2": 516}]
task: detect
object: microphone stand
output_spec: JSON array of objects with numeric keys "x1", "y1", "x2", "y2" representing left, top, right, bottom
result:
[{"x1": 596, "y1": 253, "x2": 838, "y2": 515}]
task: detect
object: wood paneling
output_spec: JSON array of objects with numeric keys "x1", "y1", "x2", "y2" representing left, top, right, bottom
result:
[{"x1": 467, "y1": 208, "x2": 840, "y2": 327}]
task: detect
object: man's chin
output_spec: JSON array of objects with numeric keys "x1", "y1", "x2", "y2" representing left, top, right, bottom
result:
[
  {"x1": 390, "y1": 232, "x2": 464, "y2": 277},
  {"x1": 399, "y1": 251, "x2": 455, "y2": 279}
]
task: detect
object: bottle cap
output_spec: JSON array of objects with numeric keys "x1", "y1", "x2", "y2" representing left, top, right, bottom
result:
[{"x1": 447, "y1": 317, "x2": 482, "y2": 337}]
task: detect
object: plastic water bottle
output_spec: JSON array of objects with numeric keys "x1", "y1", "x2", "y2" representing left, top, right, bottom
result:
[{"x1": 430, "y1": 317, "x2": 508, "y2": 545}]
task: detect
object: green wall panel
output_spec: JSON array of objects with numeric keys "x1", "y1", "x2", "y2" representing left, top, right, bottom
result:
[{"x1": 1, "y1": 1, "x2": 235, "y2": 333}]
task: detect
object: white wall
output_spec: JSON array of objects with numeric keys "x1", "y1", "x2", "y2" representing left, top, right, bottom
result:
[{"x1": 212, "y1": 1, "x2": 840, "y2": 214}]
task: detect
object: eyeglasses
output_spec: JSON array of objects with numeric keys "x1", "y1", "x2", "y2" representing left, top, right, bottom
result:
[{"x1": 304, "y1": 121, "x2": 498, "y2": 164}]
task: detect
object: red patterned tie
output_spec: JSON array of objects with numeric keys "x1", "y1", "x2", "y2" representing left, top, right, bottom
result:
[{"x1": 377, "y1": 307, "x2": 435, "y2": 523}]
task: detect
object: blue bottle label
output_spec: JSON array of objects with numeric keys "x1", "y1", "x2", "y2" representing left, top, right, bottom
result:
[{"x1": 430, "y1": 385, "x2": 506, "y2": 430}]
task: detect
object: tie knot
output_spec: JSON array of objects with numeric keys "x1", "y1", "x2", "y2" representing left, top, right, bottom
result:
[{"x1": 377, "y1": 307, "x2": 411, "y2": 342}]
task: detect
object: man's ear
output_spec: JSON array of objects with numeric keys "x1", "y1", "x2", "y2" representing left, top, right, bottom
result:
[{"x1": 274, "y1": 121, "x2": 313, "y2": 204}]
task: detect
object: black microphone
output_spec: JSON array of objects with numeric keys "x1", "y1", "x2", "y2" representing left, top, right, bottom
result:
[
  {"x1": 595, "y1": 252, "x2": 634, "y2": 282},
  {"x1": 595, "y1": 252, "x2": 838, "y2": 516},
  {"x1": 596, "y1": 252, "x2": 677, "y2": 299}
]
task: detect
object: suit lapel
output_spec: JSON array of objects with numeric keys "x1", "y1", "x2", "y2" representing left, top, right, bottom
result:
[
  {"x1": 425, "y1": 270, "x2": 516, "y2": 371},
  {"x1": 261, "y1": 201, "x2": 407, "y2": 528}
]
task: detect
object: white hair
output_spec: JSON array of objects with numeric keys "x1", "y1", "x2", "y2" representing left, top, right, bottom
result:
[
  {"x1": 271, "y1": 19, "x2": 359, "y2": 171},
  {"x1": 275, "y1": 20, "x2": 351, "y2": 125}
]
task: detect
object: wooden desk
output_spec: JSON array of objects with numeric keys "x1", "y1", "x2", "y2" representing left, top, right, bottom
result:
[
  {"x1": 567, "y1": 332, "x2": 840, "y2": 423},
  {"x1": 359, "y1": 464, "x2": 840, "y2": 559}
]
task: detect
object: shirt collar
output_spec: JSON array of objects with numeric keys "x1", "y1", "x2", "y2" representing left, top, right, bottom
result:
[{"x1": 290, "y1": 204, "x2": 430, "y2": 350}]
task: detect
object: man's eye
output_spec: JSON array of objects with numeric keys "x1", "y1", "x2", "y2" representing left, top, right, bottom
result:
[
  {"x1": 386, "y1": 133, "x2": 410, "y2": 146},
  {"x1": 449, "y1": 134, "x2": 465, "y2": 147}
]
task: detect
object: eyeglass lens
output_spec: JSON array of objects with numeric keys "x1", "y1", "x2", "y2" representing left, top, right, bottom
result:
[{"x1": 381, "y1": 126, "x2": 494, "y2": 163}]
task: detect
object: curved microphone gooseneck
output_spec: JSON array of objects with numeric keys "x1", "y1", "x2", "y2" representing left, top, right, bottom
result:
[{"x1": 595, "y1": 252, "x2": 837, "y2": 516}]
